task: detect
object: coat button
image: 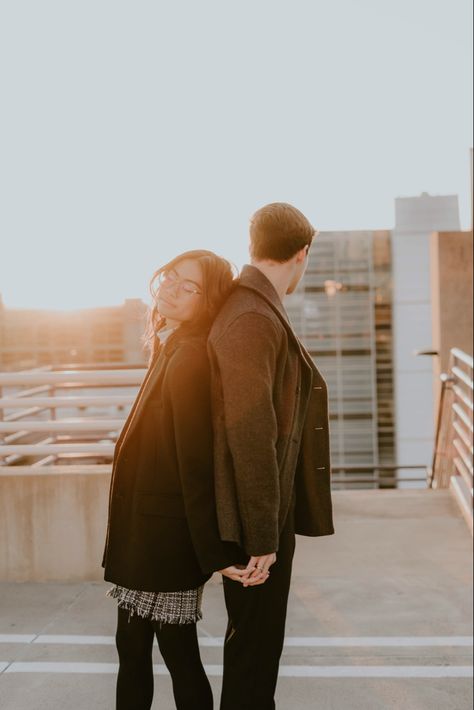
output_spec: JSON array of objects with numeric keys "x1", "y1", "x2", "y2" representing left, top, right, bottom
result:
[{"x1": 314, "y1": 427, "x2": 324, "y2": 431}]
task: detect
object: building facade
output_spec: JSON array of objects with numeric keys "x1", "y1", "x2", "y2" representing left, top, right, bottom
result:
[
  {"x1": 0, "y1": 297, "x2": 147, "y2": 370},
  {"x1": 287, "y1": 193, "x2": 463, "y2": 488},
  {"x1": 286, "y1": 229, "x2": 395, "y2": 485},
  {"x1": 391, "y1": 193, "x2": 461, "y2": 484}
]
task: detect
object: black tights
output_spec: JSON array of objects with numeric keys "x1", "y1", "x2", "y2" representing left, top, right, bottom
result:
[{"x1": 115, "y1": 607, "x2": 213, "y2": 710}]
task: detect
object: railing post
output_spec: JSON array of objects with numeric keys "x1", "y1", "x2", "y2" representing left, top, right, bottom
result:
[{"x1": 430, "y1": 372, "x2": 455, "y2": 489}]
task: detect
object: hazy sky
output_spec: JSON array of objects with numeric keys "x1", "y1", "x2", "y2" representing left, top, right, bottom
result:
[{"x1": 1, "y1": 0, "x2": 472, "y2": 310}]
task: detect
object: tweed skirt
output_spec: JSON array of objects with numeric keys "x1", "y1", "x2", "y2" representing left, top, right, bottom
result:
[{"x1": 107, "y1": 584, "x2": 204, "y2": 625}]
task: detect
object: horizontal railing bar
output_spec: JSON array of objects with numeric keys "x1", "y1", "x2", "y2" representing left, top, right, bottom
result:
[
  {"x1": 0, "y1": 437, "x2": 56, "y2": 465},
  {"x1": 453, "y1": 439, "x2": 474, "y2": 474},
  {"x1": 0, "y1": 371, "x2": 145, "y2": 386},
  {"x1": 0, "y1": 443, "x2": 115, "y2": 455},
  {"x1": 452, "y1": 348, "x2": 474, "y2": 369},
  {"x1": 331, "y1": 465, "x2": 428, "y2": 471},
  {"x1": 0, "y1": 396, "x2": 135, "y2": 409},
  {"x1": 0, "y1": 420, "x2": 124, "y2": 434},
  {"x1": 452, "y1": 420, "x2": 474, "y2": 454},
  {"x1": 453, "y1": 457, "x2": 474, "y2": 493},
  {"x1": 7, "y1": 385, "x2": 52, "y2": 398},
  {"x1": 332, "y1": 478, "x2": 427, "y2": 483},
  {"x1": 452, "y1": 365, "x2": 474, "y2": 391},
  {"x1": 453, "y1": 384, "x2": 474, "y2": 411},
  {"x1": 55, "y1": 454, "x2": 107, "y2": 461},
  {"x1": 52, "y1": 363, "x2": 145, "y2": 371},
  {"x1": 452, "y1": 403, "x2": 474, "y2": 432},
  {"x1": 0, "y1": 464, "x2": 112, "y2": 475}
]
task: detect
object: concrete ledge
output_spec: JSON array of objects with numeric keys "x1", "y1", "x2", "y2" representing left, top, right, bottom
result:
[
  {"x1": 0, "y1": 467, "x2": 469, "y2": 582},
  {"x1": 0, "y1": 467, "x2": 111, "y2": 582}
]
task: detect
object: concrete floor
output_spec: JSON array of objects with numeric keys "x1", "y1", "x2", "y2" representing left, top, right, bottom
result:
[{"x1": 0, "y1": 489, "x2": 472, "y2": 709}]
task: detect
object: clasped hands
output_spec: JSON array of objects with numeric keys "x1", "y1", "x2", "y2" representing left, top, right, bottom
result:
[{"x1": 219, "y1": 553, "x2": 277, "y2": 587}]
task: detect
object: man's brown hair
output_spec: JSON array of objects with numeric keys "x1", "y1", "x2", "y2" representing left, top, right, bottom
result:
[{"x1": 249, "y1": 202, "x2": 316, "y2": 262}]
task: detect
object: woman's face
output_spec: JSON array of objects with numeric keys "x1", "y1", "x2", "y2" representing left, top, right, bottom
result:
[{"x1": 157, "y1": 259, "x2": 204, "y2": 327}]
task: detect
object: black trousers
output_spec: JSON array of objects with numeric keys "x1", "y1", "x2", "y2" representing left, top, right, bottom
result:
[
  {"x1": 115, "y1": 607, "x2": 213, "y2": 710},
  {"x1": 220, "y1": 507, "x2": 296, "y2": 710}
]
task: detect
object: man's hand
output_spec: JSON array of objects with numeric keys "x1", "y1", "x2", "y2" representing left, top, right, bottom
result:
[
  {"x1": 219, "y1": 553, "x2": 277, "y2": 586},
  {"x1": 242, "y1": 553, "x2": 277, "y2": 587}
]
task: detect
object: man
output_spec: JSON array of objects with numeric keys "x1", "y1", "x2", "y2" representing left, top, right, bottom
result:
[{"x1": 207, "y1": 202, "x2": 334, "y2": 709}]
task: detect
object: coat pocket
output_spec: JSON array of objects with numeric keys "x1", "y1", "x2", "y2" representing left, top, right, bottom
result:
[{"x1": 136, "y1": 492, "x2": 186, "y2": 518}]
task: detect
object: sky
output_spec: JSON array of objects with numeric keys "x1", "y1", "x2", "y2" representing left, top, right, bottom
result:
[{"x1": 1, "y1": 0, "x2": 472, "y2": 310}]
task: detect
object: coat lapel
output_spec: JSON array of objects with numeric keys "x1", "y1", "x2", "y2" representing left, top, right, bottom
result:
[{"x1": 114, "y1": 346, "x2": 169, "y2": 457}]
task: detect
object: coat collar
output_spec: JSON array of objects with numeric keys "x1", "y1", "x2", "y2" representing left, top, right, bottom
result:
[
  {"x1": 238, "y1": 264, "x2": 315, "y2": 378},
  {"x1": 239, "y1": 264, "x2": 290, "y2": 324}
]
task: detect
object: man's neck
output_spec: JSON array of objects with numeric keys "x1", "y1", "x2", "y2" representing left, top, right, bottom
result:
[{"x1": 249, "y1": 260, "x2": 293, "y2": 302}]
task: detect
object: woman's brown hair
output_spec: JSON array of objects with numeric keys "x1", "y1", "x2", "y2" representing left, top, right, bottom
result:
[{"x1": 143, "y1": 250, "x2": 237, "y2": 363}]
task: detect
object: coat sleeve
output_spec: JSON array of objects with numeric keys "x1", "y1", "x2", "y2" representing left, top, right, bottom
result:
[
  {"x1": 166, "y1": 344, "x2": 242, "y2": 574},
  {"x1": 213, "y1": 312, "x2": 281, "y2": 555}
]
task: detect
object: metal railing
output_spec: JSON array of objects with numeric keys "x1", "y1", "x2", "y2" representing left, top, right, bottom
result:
[
  {"x1": 331, "y1": 464, "x2": 429, "y2": 489},
  {"x1": 0, "y1": 366, "x2": 145, "y2": 466},
  {"x1": 2, "y1": 360, "x2": 466, "y2": 498},
  {"x1": 0, "y1": 366, "x2": 430, "y2": 489},
  {"x1": 430, "y1": 348, "x2": 473, "y2": 530}
]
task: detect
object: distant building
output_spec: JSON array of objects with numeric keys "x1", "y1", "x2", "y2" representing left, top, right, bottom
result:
[
  {"x1": 391, "y1": 193, "x2": 461, "y2": 484},
  {"x1": 287, "y1": 192, "x2": 464, "y2": 487},
  {"x1": 0, "y1": 192, "x2": 469, "y2": 488},
  {"x1": 0, "y1": 297, "x2": 148, "y2": 370},
  {"x1": 286, "y1": 230, "x2": 394, "y2": 483}
]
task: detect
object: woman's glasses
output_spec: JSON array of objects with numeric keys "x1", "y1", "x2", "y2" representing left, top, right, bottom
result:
[{"x1": 158, "y1": 270, "x2": 202, "y2": 297}]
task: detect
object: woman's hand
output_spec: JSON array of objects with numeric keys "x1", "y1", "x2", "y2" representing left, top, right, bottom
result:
[
  {"x1": 242, "y1": 553, "x2": 276, "y2": 587},
  {"x1": 219, "y1": 554, "x2": 277, "y2": 587},
  {"x1": 218, "y1": 565, "x2": 252, "y2": 583}
]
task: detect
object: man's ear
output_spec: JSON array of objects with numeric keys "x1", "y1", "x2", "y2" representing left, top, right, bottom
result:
[{"x1": 295, "y1": 245, "x2": 309, "y2": 264}]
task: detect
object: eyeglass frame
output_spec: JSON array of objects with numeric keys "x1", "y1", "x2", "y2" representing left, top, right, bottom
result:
[{"x1": 158, "y1": 269, "x2": 203, "y2": 297}]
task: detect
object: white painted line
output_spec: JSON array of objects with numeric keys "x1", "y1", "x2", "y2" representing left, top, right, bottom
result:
[
  {"x1": 1, "y1": 634, "x2": 472, "y2": 648},
  {"x1": 2, "y1": 662, "x2": 473, "y2": 678},
  {"x1": 0, "y1": 662, "x2": 9, "y2": 673},
  {"x1": 283, "y1": 637, "x2": 474, "y2": 648},
  {"x1": 5, "y1": 662, "x2": 118, "y2": 674},
  {"x1": 35, "y1": 635, "x2": 115, "y2": 645},
  {"x1": 0, "y1": 634, "x2": 36, "y2": 644},
  {"x1": 278, "y1": 666, "x2": 474, "y2": 679}
]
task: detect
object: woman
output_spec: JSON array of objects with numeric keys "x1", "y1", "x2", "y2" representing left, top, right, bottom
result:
[{"x1": 102, "y1": 250, "x2": 249, "y2": 710}]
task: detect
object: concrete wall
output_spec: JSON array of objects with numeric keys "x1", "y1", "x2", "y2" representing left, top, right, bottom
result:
[
  {"x1": 431, "y1": 230, "x2": 473, "y2": 377},
  {"x1": 0, "y1": 466, "x2": 110, "y2": 582}
]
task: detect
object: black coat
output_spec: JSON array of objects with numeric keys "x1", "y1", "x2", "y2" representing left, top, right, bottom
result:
[{"x1": 102, "y1": 334, "x2": 245, "y2": 592}]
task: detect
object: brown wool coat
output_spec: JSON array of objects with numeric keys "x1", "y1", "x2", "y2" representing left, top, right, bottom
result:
[{"x1": 207, "y1": 265, "x2": 334, "y2": 556}]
